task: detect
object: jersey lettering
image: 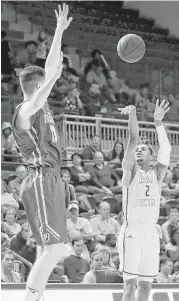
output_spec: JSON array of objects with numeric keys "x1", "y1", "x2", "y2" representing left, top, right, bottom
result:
[
  {"x1": 44, "y1": 114, "x2": 54, "y2": 124},
  {"x1": 138, "y1": 199, "x2": 156, "y2": 206},
  {"x1": 123, "y1": 169, "x2": 160, "y2": 224},
  {"x1": 12, "y1": 104, "x2": 61, "y2": 168},
  {"x1": 50, "y1": 124, "x2": 58, "y2": 143},
  {"x1": 139, "y1": 175, "x2": 152, "y2": 183},
  {"x1": 145, "y1": 184, "x2": 150, "y2": 196}
]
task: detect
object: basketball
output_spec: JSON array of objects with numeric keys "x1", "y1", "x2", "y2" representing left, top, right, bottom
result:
[{"x1": 117, "y1": 34, "x2": 146, "y2": 63}]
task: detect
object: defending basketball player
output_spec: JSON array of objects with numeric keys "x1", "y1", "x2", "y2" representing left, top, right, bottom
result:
[
  {"x1": 118, "y1": 100, "x2": 171, "y2": 301},
  {"x1": 12, "y1": 4, "x2": 72, "y2": 301}
]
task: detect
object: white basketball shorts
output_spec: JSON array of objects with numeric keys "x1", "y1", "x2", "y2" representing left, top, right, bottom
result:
[{"x1": 118, "y1": 222, "x2": 160, "y2": 282}]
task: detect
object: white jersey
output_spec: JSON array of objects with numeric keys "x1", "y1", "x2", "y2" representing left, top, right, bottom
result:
[{"x1": 123, "y1": 168, "x2": 160, "y2": 225}]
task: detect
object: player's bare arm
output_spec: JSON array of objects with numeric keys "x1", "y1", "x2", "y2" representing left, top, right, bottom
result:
[
  {"x1": 45, "y1": 3, "x2": 73, "y2": 80},
  {"x1": 15, "y1": 4, "x2": 73, "y2": 131},
  {"x1": 121, "y1": 105, "x2": 139, "y2": 187},
  {"x1": 153, "y1": 99, "x2": 171, "y2": 184}
]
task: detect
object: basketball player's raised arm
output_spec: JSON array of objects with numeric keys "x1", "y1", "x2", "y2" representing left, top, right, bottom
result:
[
  {"x1": 154, "y1": 99, "x2": 171, "y2": 183},
  {"x1": 121, "y1": 105, "x2": 139, "y2": 187},
  {"x1": 17, "y1": 60, "x2": 64, "y2": 127},
  {"x1": 45, "y1": 4, "x2": 73, "y2": 81}
]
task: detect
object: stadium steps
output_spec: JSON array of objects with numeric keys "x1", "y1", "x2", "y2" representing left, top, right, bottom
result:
[
  {"x1": 1, "y1": 20, "x2": 9, "y2": 31},
  {"x1": 1, "y1": 12, "x2": 16, "y2": 23},
  {"x1": 23, "y1": 33, "x2": 38, "y2": 42},
  {"x1": 1, "y1": 96, "x2": 13, "y2": 123},
  {"x1": 9, "y1": 1, "x2": 176, "y2": 43},
  {"x1": 7, "y1": 29, "x2": 24, "y2": 40},
  {"x1": 9, "y1": 22, "x2": 31, "y2": 34}
]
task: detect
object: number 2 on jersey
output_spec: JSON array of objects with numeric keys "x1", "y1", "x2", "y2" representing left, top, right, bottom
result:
[
  {"x1": 145, "y1": 185, "x2": 150, "y2": 197},
  {"x1": 50, "y1": 124, "x2": 57, "y2": 143}
]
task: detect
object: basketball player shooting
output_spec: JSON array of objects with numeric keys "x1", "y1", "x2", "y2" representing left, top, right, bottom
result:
[
  {"x1": 12, "y1": 4, "x2": 72, "y2": 301},
  {"x1": 118, "y1": 101, "x2": 171, "y2": 301}
]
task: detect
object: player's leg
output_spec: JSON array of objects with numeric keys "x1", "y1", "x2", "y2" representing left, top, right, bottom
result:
[
  {"x1": 118, "y1": 225, "x2": 141, "y2": 301},
  {"x1": 25, "y1": 242, "x2": 68, "y2": 301},
  {"x1": 135, "y1": 281, "x2": 151, "y2": 301},
  {"x1": 136, "y1": 226, "x2": 160, "y2": 301},
  {"x1": 22, "y1": 171, "x2": 68, "y2": 301},
  {"x1": 122, "y1": 277, "x2": 137, "y2": 301}
]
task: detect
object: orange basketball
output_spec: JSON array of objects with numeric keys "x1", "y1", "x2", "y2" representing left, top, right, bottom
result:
[{"x1": 117, "y1": 34, "x2": 146, "y2": 63}]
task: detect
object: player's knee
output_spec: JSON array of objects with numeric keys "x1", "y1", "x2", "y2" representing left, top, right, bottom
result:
[
  {"x1": 124, "y1": 279, "x2": 137, "y2": 295},
  {"x1": 137, "y1": 281, "x2": 151, "y2": 296}
]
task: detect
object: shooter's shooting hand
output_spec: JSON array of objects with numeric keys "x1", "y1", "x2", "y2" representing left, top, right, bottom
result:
[{"x1": 120, "y1": 105, "x2": 136, "y2": 116}]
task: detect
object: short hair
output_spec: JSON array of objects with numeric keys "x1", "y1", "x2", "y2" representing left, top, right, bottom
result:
[
  {"x1": 93, "y1": 151, "x2": 104, "y2": 158},
  {"x1": 71, "y1": 236, "x2": 83, "y2": 246},
  {"x1": 91, "y1": 135, "x2": 100, "y2": 140},
  {"x1": 91, "y1": 49, "x2": 102, "y2": 58},
  {"x1": 19, "y1": 66, "x2": 45, "y2": 94},
  {"x1": 71, "y1": 152, "x2": 82, "y2": 161},
  {"x1": 61, "y1": 169, "x2": 70, "y2": 178},
  {"x1": 98, "y1": 201, "x2": 110, "y2": 210},
  {"x1": 160, "y1": 256, "x2": 172, "y2": 267},
  {"x1": 25, "y1": 41, "x2": 38, "y2": 48},
  {"x1": 16, "y1": 164, "x2": 28, "y2": 172},
  {"x1": 106, "y1": 233, "x2": 116, "y2": 242},
  {"x1": 168, "y1": 207, "x2": 179, "y2": 215},
  {"x1": 121, "y1": 91, "x2": 130, "y2": 100},
  {"x1": 91, "y1": 250, "x2": 102, "y2": 260},
  {"x1": 2, "y1": 207, "x2": 17, "y2": 220},
  {"x1": 92, "y1": 59, "x2": 103, "y2": 68},
  {"x1": 1, "y1": 250, "x2": 15, "y2": 261},
  {"x1": 137, "y1": 138, "x2": 154, "y2": 155}
]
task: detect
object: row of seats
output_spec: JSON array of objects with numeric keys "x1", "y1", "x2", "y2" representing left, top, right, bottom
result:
[{"x1": 3, "y1": 2, "x2": 179, "y2": 47}]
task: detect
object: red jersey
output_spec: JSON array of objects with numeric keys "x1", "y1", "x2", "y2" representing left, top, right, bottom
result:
[{"x1": 12, "y1": 102, "x2": 61, "y2": 168}]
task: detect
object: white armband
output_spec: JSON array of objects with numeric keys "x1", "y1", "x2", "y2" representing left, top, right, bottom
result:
[{"x1": 156, "y1": 125, "x2": 171, "y2": 166}]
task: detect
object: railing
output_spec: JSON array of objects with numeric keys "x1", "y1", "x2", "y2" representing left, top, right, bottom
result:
[
  {"x1": 1, "y1": 95, "x2": 179, "y2": 161},
  {"x1": 55, "y1": 114, "x2": 179, "y2": 161}
]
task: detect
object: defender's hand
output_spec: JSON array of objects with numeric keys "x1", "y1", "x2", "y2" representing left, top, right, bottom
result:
[
  {"x1": 154, "y1": 99, "x2": 170, "y2": 121},
  {"x1": 55, "y1": 3, "x2": 73, "y2": 31}
]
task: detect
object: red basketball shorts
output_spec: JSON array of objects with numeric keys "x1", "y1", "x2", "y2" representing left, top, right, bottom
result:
[{"x1": 20, "y1": 167, "x2": 68, "y2": 246}]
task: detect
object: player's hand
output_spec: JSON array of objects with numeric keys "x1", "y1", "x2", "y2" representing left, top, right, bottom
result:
[
  {"x1": 120, "y1": 105, "x2": 136, "y2": 116},
  {"x1": 154, "y1": 99, "x2": 170, "y2": 121},
  {"x1": 55, "y1": 3, "x2": 73, "y2": 31}
]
